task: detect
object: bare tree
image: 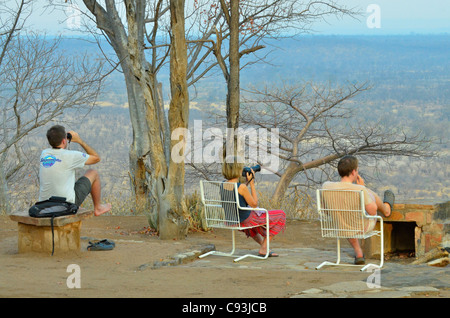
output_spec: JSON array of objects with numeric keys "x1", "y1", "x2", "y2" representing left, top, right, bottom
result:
[
  {"x1": 72, "y1": 0, "x2": 191, "y2": 239},
  {"x1": 0, "y1": 25, "x2": 106, "y2": 214},
  {"x1": 189, "y1": 0, "x2": 357, "y2": 130},
  {"x1": 238, "y1": 81, "x2": 433, "y2": 203}
]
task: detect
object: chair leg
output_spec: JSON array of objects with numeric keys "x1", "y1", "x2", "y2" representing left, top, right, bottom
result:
[
  {"x1": 361, "y1": 228, "x2": 384, "y2": 271},
  {"x1": 317, "y1": 223, "x2": 385, "y2": 271},
  {"x1": 233, "y1": 226, "x2": 270, "y2": 262},
  {"x1": 234, "y1": 217, "x2": 270, "y2": 262},
  {"x1": 199, "y1": 230, "x2": 237, "y2": 259},
  {"x1": 200, "y1": 225, "x2": 271, "y2": 262},
  {"x1": 316, "y1": 238, "x2": 342, "y2": 270},
  {"x1": 336, "y1": 238, "x2": 341, "y2": 264}
]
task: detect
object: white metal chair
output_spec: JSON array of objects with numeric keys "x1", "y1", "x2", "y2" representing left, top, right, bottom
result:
[
  {"x1": 315, "y1": 189, "x2": 384, "y2": 271},
  {"x1": 198, "y1": 180, "x2": 270, "y2": 262}
]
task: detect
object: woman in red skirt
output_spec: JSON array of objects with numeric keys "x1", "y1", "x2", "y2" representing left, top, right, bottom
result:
[{"x1": 222, "y1": 156, "x2": 286, "y2": 257}]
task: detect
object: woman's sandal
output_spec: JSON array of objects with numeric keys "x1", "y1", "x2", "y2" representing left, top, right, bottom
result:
[{"x1": 259, "y1": 250, "x2": 279, "y2": 257}]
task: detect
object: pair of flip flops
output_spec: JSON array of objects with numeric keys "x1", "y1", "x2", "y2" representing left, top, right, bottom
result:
[{"x1": 87, "y1": 239, "x2": 115, "y2": 251}]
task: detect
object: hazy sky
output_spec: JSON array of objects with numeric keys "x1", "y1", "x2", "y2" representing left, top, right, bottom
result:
[
  {"x1": 23, "y1": 0, "x2": 450, "y2": 36},
  {"x1": 314, "y1": 0, "x2": 450, "y2": 34}
]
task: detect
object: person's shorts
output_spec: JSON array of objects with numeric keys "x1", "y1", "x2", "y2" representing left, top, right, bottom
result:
[{"x1": 74, "y1": 176, "x2": 92, "y2": 206}]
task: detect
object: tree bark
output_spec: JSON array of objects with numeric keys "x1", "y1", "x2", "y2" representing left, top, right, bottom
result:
[
  {"x1": 157, "y1": 0, "x2": 190, "y2": 239},
  {"x1": 0, "y1": 157, "x2": 11, "y2": 215},
  {"x1": 226, "y1": 0, "x2": 240, "y2": 129}
]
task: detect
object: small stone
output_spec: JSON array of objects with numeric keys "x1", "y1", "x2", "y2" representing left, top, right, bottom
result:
[{"x1": 301, "y1": 288, "x2": 323, "y2": 294}]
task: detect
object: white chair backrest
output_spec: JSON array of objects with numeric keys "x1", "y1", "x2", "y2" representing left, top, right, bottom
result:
[
  {"x1": 200, "y1": 181, "x2": 243, "y2": 228},
  {"x1": 317, "y1": 189, "x2": 367, "y2": 238}
]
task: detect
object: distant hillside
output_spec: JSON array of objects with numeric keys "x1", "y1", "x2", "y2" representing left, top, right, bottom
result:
[{"x1": 57, "y1": 34, "x2": 450, "y2": 123}]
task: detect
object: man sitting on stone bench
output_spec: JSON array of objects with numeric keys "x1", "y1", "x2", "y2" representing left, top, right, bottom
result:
[{"x1": 39, "y1": 125, "x2": 111, "y2": 216}]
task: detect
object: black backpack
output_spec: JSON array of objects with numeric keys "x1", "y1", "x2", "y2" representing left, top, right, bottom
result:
[{"x1": 29, "y1": 196, "x2": 79, "y2": 255}]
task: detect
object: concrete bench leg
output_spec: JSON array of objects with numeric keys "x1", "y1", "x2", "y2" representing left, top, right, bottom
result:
[{"x1": 18, "y1": 221, "x2": 82, "y2": 254}]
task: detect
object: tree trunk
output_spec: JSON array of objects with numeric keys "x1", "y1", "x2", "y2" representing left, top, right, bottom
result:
[
  {"x1": 117, "y1": 51, "x2": 155, "y2": 223},
  {"x1": 0, "y1": 161, "x2": 10, "y2": 215},
  {"x1": 157, "y1": 0, "x2": 190, "y2": 240},
  {"x1": 272, "y1": 162, "x2": 302, "y2": 204},
  {"x1": 227, "y1": 0, "x2": 240, "y2": 129}
]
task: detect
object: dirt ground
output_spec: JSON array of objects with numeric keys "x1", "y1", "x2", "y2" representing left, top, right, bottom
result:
[{"x1": 0, "y1": 215, "x2": 443, "y2": 299}]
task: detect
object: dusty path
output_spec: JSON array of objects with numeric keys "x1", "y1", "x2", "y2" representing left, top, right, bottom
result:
[{"x1": 0, "y1": 216, "x2": 448, "y2": 299}]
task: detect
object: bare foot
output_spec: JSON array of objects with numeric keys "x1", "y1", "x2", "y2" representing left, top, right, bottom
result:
[
  {"x1": 384, "y1": 202, "x2": 392, "y2": 217},
  {"x1": 383, "y1": 190, "x2": 395, "y2": 217},
  {"x1": 94, "y1": 203, "x2": 112, "y2": 216}
]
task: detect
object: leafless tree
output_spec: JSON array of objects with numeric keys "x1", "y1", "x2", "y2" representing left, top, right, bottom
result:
[
  {"x1": 0, "y1": 1, "x2": 106, "y2": 214},
  {"x1": 238, "y1": 81, "x2": 433, "y2": 203},
  {"x1": 188, "y1": 0, "x2": 357, "y2": 130}
]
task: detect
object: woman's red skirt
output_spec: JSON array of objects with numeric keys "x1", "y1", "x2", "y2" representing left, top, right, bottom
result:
[{"x1": 239, "y1": 210, "x2": 286, "y2": 238}]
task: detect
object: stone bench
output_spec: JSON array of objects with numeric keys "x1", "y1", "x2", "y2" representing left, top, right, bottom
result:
[{"x1": 9, "y1": 208, "x2": 94, "y2": 254}]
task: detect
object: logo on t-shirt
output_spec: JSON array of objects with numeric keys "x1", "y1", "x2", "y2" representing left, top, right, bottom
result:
[{"x1": 40, "y1": 155, "x2": 62, "y2": 168}]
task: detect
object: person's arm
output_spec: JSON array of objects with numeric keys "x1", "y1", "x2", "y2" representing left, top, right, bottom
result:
[
  {"x1": 356, "y1": 174, "x2": 377, "y2": 215},
  {"x1": 238, "y1": 170, "x2": 258, "y2": 208},
  {"x1": 68, "y1": 131, "x2": 100, "y2": 165}
]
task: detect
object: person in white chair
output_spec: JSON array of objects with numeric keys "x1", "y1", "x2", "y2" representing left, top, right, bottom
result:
[
  {"x1": 322, "y1": 155, "x2": 394, "y2": 264},
  {"x1": 222, "y1": 156, "x2": 286, "y2": 257}
]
